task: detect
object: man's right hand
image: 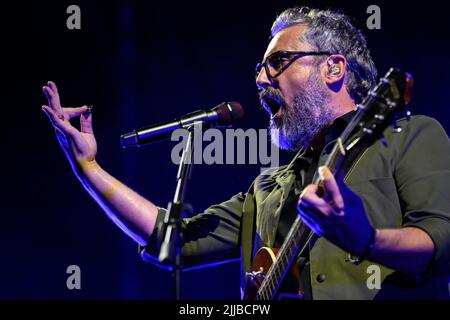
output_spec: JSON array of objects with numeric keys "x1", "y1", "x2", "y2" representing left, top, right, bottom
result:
[{"x1": 41, "y1": 81, "x2": 98, "y2": 173}]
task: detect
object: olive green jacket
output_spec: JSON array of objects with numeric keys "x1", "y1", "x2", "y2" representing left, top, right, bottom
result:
[{"x1": 141, "y1": 115, "x2": 450, "y2": 300}]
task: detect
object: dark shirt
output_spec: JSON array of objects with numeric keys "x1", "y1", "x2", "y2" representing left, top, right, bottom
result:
[{"x1": 141, "y1": 114, "x2": 450, "y2": 300}]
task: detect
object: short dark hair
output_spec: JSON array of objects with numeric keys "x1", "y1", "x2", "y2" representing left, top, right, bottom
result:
[{"x1": 271, "y1": 7, "x2": 377, "y2": 103}]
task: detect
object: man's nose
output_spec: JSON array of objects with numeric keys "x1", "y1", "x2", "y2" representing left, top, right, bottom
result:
[{"x1": 256, "y1": 67, "x2": 272, "y2": 91}]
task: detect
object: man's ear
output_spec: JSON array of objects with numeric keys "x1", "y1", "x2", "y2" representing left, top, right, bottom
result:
[{"x1": 321, "y1": 55, "x2": 347, "y2": 86}]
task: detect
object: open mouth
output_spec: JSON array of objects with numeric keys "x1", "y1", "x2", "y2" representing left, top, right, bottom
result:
[{"x1": 261, "y1": 95, "x2": 282, "y2": 119}]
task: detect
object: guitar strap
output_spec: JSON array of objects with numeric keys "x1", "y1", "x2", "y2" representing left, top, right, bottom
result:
[
  {"x1": 241, "y1": 181, "x2": 256, "y2": 278},
  {"x1": 341, "y1": 139, "x2": 372, "y2": 180}
]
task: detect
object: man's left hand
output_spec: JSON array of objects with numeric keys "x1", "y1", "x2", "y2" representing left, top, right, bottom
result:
[{"x1": 297, "y1": 166, "x2": 375, "y2": 257}]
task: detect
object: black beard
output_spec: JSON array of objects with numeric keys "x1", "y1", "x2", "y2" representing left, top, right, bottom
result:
[{"x1": 269, "y1": 71, "x2": 335, "y2": 151}]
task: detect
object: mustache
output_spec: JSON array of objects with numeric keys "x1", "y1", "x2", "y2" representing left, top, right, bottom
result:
[{"x1": 259, "y1": 87, "x2": 281, "y2": 102}]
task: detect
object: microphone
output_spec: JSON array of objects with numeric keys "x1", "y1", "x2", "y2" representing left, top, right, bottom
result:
[{"x1": 120, "y1": 102, "x2": 244, "y2": 148}]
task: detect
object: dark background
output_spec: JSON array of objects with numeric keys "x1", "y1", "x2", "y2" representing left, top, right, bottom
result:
[{"x1": 1, "y1": 0, "x2": 449, "y2": 299}]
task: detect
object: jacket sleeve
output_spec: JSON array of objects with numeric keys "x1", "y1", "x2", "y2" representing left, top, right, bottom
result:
[
  {"x1": 139, "y1": 192, "x2": 245, "y2": 269},
  {"x1": 394, "y1": 116, "x2": 450, "y2": 274}
]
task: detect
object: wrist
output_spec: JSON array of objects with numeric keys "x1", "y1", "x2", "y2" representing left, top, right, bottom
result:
[
  {"x1": 348, "y1": 228, "x2": 377, "y2": 265},
  {"x1": 74, "y1": 159, "x2": 100, "y2": 176},
  {"x1": 360, "y1": 227, "x2": 377, "y2": 260}
]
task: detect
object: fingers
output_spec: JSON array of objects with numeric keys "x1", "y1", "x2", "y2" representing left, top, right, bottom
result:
[
  {"x1": 41, "y1": 105, "x2": 75, "y2": 137},
  {"x1": 298, "y1": 184, "x2": 332, "y2": 217},
  {"x1": 318, "y1": 166, "x2": 345, "y2": 215},
  {"x1": 63, "y1": 106, "x2": 89, "y2": 118},
  {"x1": 299, "y1": 184, "x2": 322, "y2": 204},
  {"x1": 80, "y1": 109, "x2": 93, "y2": 134},
  {"x1": 59, "y1": 105, "x2": 93, "y2": 134},
  {"x1": 298, "y1": 166, "x2": 345, "y2": 218},
  {"x1": 41, "y1": 105, "x2": 63, "y2": 126},
  {"x1": 48, "y1": 81, "x2": 59, "y2": 94},
  {"x1": 42, "y1": 81, "x2": 62, "y2": 114}
]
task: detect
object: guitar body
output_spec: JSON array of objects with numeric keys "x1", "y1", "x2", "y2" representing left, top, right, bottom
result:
[{"x1": 243, "y1": 247, "x2": 303, "y2": 300}]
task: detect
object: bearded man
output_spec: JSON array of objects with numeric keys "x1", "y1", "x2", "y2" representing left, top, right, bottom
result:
[{"x1": 42, "y1": 7, "x2": 450, "y2": 299}]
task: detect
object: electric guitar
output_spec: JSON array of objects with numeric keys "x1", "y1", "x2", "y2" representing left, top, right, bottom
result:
[{"x1": 244, "y1": 68, "x2": 414, "y2": 300}]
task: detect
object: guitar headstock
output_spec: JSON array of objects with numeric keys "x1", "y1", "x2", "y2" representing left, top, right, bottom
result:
[{"x1": 344, "y1": 68, "x2": 414, "y2": 151}]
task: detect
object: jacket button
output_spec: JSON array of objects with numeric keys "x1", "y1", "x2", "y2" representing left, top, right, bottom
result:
[{"x1": 316, "y1": 273, "x2": 326, "y2": 283}]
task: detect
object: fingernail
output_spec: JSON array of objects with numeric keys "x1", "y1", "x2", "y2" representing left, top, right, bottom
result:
[
  {"x1": 318, "y1": 166, "x2": 326, "y2": 180},
  {"x1": 334, "y1": 208, "x2": 345, "y2": 216}
]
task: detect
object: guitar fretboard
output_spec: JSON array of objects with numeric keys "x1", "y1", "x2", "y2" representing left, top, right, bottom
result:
[{"x1": 256, "y1": 216, "x2": 314, "y2": 300}]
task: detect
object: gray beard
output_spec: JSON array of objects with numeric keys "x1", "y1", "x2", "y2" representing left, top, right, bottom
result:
[{"x1": 269, "y1": 71, "x2": 335, "y2": 152}]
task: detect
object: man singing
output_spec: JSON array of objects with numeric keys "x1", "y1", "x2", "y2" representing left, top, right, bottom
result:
[{"x1": 41, "y1": 7, "x2": 450, "y2": 299}]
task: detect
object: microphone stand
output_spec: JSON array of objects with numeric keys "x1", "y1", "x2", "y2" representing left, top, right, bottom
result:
[{"x1": 158, "y1": 123, "x2": 198, "y2": 300}]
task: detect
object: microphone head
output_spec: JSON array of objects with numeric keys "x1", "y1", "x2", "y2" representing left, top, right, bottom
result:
[{"x1": 215, "y1": 102, "x2": 244, "y2": 125}]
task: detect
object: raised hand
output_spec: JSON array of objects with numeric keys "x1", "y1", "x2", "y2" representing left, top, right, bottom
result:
[
  {"x1": 41, "y1": 81, "x2": 160, "y2": 246},
  {"x1": 41, "y1": 81, "x2": 98, "y2": 173}
]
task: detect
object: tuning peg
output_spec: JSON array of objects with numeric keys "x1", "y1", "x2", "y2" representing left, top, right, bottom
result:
[
  {"x1": 392, "y1": 119, "x2": 403, "y2": 133},
  {"x1": 363, "y1": 128, "x2": 373, "y2": 135},
  {"x1": 405, "y1": 110, "x2": 411, "y2": 121},
  {"x1": 386, "y1": 98, "x2": 397, "y2": 108}
]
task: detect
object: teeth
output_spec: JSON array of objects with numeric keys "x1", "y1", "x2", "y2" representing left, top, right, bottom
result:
[{"x1": 270, "y1": 110, "x2": 280, "y2": 120}]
